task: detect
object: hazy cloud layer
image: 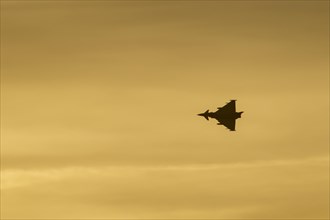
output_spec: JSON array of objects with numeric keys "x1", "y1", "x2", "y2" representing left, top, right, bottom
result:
[{"x1": 2, "y1": 157, "x2": 329, "y2": 219}]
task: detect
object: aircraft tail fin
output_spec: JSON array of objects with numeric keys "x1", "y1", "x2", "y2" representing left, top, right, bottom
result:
[{"x1": 238, "y1": 111, "x2": 243, "y2": 118}]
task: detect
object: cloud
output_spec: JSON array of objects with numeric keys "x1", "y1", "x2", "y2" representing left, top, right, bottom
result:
[{"x1": 2, "y1": 157, "x2": 329, "y2": 219}]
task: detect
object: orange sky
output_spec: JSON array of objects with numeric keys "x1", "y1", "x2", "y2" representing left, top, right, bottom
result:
[{"x1": 1, "y1": 0, "x2": 329, "y2": 219}]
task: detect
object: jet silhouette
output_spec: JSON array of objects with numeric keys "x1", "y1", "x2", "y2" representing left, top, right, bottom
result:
[{"x1": 198, "y1": 100, "x2": 243, "y2": 131}]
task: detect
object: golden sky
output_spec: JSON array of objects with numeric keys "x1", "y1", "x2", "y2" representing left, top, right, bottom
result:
[{"x1": 1, "y1": 0, "x2": 329, "y2": 219}]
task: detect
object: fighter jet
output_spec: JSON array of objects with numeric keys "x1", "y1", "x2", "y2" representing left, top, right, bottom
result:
[{"x1": 197, "y1": 100, "x2": 243, "y2": 131}]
